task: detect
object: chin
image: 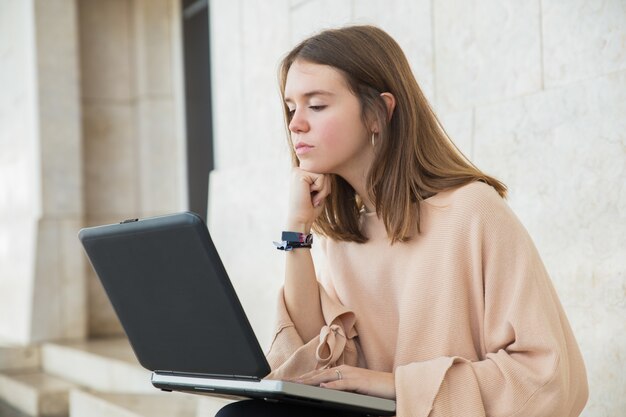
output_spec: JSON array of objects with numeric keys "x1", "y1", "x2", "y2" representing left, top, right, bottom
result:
[{"x1": 298, "y1": 161, "x2": 333, "y2": 174}]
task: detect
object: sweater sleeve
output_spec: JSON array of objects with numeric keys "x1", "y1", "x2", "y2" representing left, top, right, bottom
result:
[
  {"x1": 265, "y1": 283, "x2": 359, "y2": 380},
  {"x1": 394, "y1": 192, "x2": 588, "y2": 417}
]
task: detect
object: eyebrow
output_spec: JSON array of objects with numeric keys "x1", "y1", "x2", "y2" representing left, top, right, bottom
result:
[{"x1": 284, "y1": 90, "x2": 335, "y2": 103}]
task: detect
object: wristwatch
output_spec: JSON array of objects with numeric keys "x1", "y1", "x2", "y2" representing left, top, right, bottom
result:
[{"x1": 273, "y1": 231, "x2": 313, "y2": 251}]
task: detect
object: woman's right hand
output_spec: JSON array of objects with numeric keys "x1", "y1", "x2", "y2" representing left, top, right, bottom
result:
[
  {"x1": 283, "y1": 168, "x2": 329, "y2": 342},
  {"x1": 286, "y1": 167, "x2": 331, "y2": 233}
]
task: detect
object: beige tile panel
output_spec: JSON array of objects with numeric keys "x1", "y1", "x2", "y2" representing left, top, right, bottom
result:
[
  {"x1": 0, "y1": 143, "x2": 40, "y2": 216},
  {"x1": 38, "y1": 112, "x2": 82, "y2": 217},
  {"x1": 208, "y1": 162, "x2": 291, "y2": 349},
  {"x1": 241, "y1": 0, "x2": 292, "y2": 168},
  {"x1": 0, "y1": 2, "x2": 40, "y2": 218},
  {"x1": 289, "y1": 0, "x2": 352, "y2": 45},
  {"x1": 39, "y1": 132, "x2": 82, "y2": 217},
  {"x1": 34, "y1": 0, "x2": 82, "y2": 217},
  {"x1": 31, "y1": 218, "x2": 87, "y2": 342},
  {"x1": 209, "y1": 0, "x2": 245, "y2": 170},
  {"x1": 474, "y1": 70, "x2": 626, "y2": 417},
  {"x1": 353, "y1": 0, "x2": 434, "y2": 100},
  {"x1": 434, "y1": 0, "x2": 542, "y2": 111},
  {"x1": 83, "y1": 102, "x2": 139, "y2": 217},
  {"x1": 289, "y1": 0, "x2": 311, "y2": 9},
  {"x1": 474, "y1": 71, "x2": 626, "y2": 288},
  {"x1": 136, "y1": 98, "x2": 185, "y2": 216},
  {"x1": 57, "y1": 218, "x2": 88, "y2": 337},
  {"x1": 133, "y1": 0, "x2": 175, "y2": 97},
  {"x1": 566, "y1": 305, "x2": 626, "y2": 417},
  {"x1": 542, "y1": 0, "x2": 626, "y2": 88},
  {"x1": 78, "y1": 0, "x2": 136, "y2": 100},
  {"x1": 435, "y1": 108, "x2": 474, "y2": 160},
  {"x1": 0, "y1": 218, "x2": 37, "y2": 344}
]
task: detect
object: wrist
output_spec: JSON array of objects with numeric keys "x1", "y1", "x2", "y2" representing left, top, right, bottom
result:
[{"x1": 285, "y1": 221, "x2": 312, "y2": 234}]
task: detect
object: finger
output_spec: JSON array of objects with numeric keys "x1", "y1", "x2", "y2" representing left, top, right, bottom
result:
[
  {"x1": 309, "y1": 179, "x2": 326, "y2": 207},
  {"x1": 319, "y1": 379, "x2": 359, "y2": 393},
  {"x1": 312, "y1": 178, "x2": 331, "y2": 208},
  {"x1": 315, "y1": 176, "x2": 332, "y2": 201},
  {"x1": 309, "y1": 173, "x2": 325, "y2": 191},
  {"x1": 297, "y1": 369, "x2": 338, "y2": 386},
  {"x1": 298, "y1": 373, "x2": 330, "y2": 386}
]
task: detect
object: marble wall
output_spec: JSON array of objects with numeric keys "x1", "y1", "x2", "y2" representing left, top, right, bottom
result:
[
  {"x1": 207, "y1": 1, "x2": 626, "y2": 416},
  {"x1": 0, "y1": 0, "x2": 186, "y2": 342}
]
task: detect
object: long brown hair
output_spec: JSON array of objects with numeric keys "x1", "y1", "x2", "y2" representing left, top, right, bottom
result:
[{"x1": 279, "y1": 25, "x2": 506, "y2": 243}]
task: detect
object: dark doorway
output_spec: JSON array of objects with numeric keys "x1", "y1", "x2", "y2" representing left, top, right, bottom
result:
[{"x1": 182, "y1": 0, "x2": 212, "y2": 222}]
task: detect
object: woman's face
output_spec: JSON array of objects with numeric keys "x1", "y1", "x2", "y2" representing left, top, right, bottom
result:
[{"x1": 284, "y1": 60, "x2": 372, "y2": 176}]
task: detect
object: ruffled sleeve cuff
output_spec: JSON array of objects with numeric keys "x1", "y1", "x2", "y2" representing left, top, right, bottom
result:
[{"x1": 265, "y1": 284, "x2": 358, "y2": 380}]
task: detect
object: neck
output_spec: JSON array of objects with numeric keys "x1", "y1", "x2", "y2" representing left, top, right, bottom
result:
[
  {"x1": 335, "y1": 167, "x2": 375, "y2": 214},
  {"x1": 332, "y1": 143, "x2": 376, "y2": 213}
]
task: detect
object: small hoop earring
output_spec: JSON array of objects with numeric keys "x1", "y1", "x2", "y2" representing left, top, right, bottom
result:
[{"x1": 371, "y1": 132, "x2": 376, "y2": 147}]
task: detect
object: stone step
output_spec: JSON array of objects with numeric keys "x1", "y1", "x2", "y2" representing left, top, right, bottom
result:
[
  {"x1": 41, "y1": 337, "x2": 238, "y2": 417},
  {"x1": 41, "y1": 338, "x2": 152, "y2": 393},
  {"x1": 0, "y1": 341, "x2": 40, "y2": 372},
  {"x1": 0, "y1": 399, "x2": 31, "y2": 417},
  {"x1": 69, "y1": 389, "x2": 200, "y2": 417},
  {"x1": 0, "y1": 370, "x2": 79, "y2": 417}
]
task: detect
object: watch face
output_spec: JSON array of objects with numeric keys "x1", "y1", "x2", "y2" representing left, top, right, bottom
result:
[{"x1": 281, "y1": 231, "x2": 313, "y2": 244}]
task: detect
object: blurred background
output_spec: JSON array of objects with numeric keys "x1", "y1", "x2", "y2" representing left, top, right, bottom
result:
[{"x1": 0, "y1": 0, "x2": 624, "y2": 416}]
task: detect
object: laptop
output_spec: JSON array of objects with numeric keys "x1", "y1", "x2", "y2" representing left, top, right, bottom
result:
[{"x1": 78, "y1": 212, "x2": 396, "y2": 416}]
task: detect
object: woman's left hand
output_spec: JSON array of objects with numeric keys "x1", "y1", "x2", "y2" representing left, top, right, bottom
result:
[{"x1": 293, "y1": 365, "x2": 396, "y2": 400}]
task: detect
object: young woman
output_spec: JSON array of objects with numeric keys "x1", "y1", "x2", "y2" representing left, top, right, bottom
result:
[{"x1": 217, "y1": 25, "x2": 588, "y2": 417}]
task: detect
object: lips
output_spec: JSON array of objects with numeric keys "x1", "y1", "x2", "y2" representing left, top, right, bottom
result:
[{"x1": 295, "y1": 142, "x2": 314, "y2": 155}]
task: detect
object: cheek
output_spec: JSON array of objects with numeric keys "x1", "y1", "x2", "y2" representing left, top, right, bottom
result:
[
  {"x1": 318, "y1": 118, "x2": 343, "y2": 147},
  {"x1": 318, "y1": 115, "x2": 364, "y2": 150}
]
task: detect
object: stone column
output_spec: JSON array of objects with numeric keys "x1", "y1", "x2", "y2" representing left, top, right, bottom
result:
[
  {"x1": 0, "y1": 0, "x2": 86, "y2": 344},
  {"x1": 79, "y1": 0, "x2": 186, "y2": 336}
]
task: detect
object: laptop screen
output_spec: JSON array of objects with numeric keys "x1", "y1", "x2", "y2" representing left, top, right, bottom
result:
[{"x1": 79, "y1": 212, "x2": 271, "y2": 378}]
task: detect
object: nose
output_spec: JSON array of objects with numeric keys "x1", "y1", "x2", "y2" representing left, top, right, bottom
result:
[{"x1": 288, "y1": 108, "x2": 309, "y2": 134}]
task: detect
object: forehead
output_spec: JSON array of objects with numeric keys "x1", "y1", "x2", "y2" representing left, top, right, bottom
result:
[{"x1": 284, "y1": 60, "x2": 349, "y2": 99}]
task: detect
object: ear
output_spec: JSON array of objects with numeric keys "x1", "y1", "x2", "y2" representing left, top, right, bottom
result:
[
  {"x1": 380, "y1": 92, "x2": 396, "y2": 122},
  {"x1": 368, "y1": 92, "x2": 397, "y2": 133}
]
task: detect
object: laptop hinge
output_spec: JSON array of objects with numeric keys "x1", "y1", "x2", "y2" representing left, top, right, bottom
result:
[{"x1": 155, "y1": 370, "x2": 261, "y2": 382}]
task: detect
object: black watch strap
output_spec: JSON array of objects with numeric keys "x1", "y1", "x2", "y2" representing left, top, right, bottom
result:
[{"x1": 273, "y1": 231, "x2": 313, "y2": 251}]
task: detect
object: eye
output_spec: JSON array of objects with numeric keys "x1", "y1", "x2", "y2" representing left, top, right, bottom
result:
[{"x1": 309, "y1": 105, "x2": 326, "y2": 111}]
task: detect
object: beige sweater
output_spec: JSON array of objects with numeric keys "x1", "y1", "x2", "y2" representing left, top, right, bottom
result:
[{"x1": 267, "y1": 181, "x2": 588, "y2": 417}]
